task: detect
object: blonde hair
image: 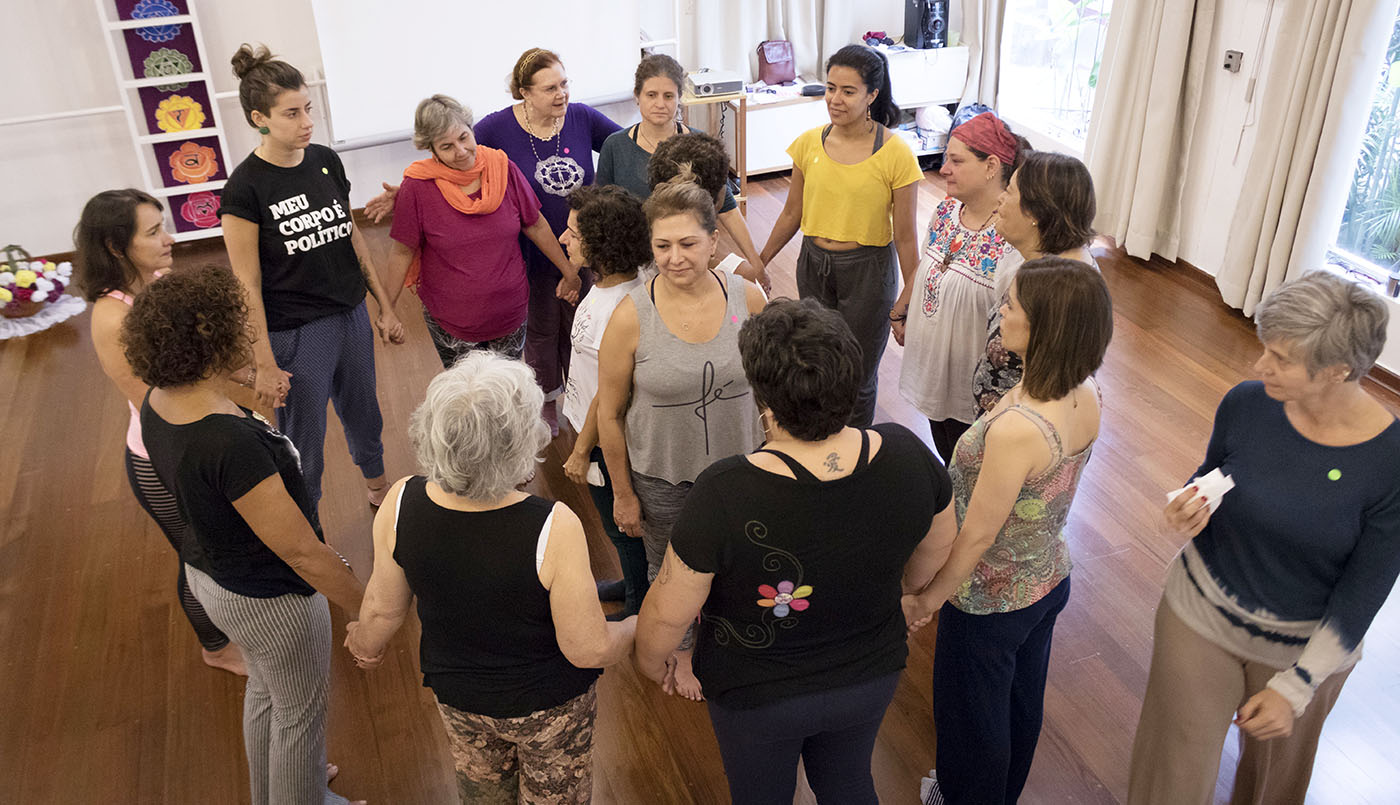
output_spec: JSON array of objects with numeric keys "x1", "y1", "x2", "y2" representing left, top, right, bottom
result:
[
  {"x1": 642, "y1": 165, "x2": 717, "y2": 233},
  {"x1": 412, "y1": 94, "x2": 474, "y2": 151}
]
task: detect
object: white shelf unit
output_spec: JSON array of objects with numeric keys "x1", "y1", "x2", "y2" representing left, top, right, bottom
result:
[
  {"x1": 95, "y1": 0, "x2": 233, "y2": 243},
  {"x1": 720, "y1": 45, "x2": 970, "y2": 178}
]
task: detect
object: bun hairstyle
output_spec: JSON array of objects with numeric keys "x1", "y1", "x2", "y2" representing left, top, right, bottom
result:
[
  {"x1": 825, "y1": 44, "x2": 900, "y2": 128},
  {"x1": 642, "y1": 165, "x2": 718, "y2": 233},
  {"x1": 509, "y1": 48, "x2": 563, "y2": 100},
  {"x1": 634, "y1": 52, "x2": 685, "y2": 96},
  {"x1": 73, "y1": 188, "x2": 162, "y2": 302},
  {"x1": 231, "y1": 43, "x2": 305, "y2": 128}
]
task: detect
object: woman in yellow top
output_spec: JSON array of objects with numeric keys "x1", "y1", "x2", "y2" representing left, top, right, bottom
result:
[{"x1": 760, "y1": 44, "x2": 923, "y2": 426}]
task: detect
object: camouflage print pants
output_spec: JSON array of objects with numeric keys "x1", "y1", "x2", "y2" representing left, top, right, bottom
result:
[
  {"x1": 422, "y1": 311, "x2": 527, "y2": 370},
  {"x1": 435, "y1": 684, "x2": 596, "y2": 804}
]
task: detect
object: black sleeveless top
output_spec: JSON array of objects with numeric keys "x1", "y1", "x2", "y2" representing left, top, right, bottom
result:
[{"x1": 392, "y1": 477, "x2": 600, "y2": 717}]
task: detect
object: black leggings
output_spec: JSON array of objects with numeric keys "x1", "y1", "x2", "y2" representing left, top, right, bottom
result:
[{"x1": 124, "y1": 449, "x2": 230, "y2": 651}]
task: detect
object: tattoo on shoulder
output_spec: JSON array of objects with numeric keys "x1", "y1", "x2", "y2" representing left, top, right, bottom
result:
[{"x1": 824, "y1": 452, "x2": 843, "y2": 473}]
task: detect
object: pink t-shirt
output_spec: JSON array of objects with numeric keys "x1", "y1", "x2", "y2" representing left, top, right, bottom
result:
[{"x1": 390, "y1": 161, "x2": 540, "y2": 342}]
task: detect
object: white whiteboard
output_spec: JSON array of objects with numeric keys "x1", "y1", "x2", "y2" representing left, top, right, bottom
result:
[{"x1": 310, "y1": 0, "x2": 641, "y2": 145}]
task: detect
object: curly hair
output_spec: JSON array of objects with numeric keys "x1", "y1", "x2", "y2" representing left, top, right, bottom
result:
[
  {"x1": 567, "y1": 185, "x2": 651, "y2": 277},
  {"x1": 647, "y1": 132, "x2": 730, "y2": 203},
  {"x1": 1014, "y1": 151, "x2": 1096, "y2": 255},
  {"x1": 739, "y1": 298, "x2": 862, "y2": 440},
  {"x1": 121, "y1": 264, "x2": 253, "y2": 388},
  {"x1": 74, "y1": 188, "x2": 162, "y2": 302}
]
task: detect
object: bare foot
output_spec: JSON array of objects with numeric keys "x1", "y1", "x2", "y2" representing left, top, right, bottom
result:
[
  {"x1": 327, "y1": 762, "x2": 339, "y2": 783},
  {"x1": 366, "y1": 475, "x2": 389, "y2": 508},
  {"x1": 672, "y1": 650, "x2": 704, "y2": 701},
  {"x1": 202, "y1": 643, "x2": 248, "y2": 676}
]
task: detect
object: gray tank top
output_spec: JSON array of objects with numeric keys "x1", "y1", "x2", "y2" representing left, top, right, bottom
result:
[{"x1": 625, "y1": 271, "x2": 763, "y2": 484}]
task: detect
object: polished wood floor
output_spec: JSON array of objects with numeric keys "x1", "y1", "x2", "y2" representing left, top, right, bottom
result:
[{"x1": 3, "y1": 172, "x2": 1398, "y2": 804}]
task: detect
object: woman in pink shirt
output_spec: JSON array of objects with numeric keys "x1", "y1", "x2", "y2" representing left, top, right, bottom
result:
[
  {"x1": 380, "y1": 94, "x2": 580, "y2": 369},
  {"x1": 75, "y1": 188, "x2": 246, "y2": 675}
]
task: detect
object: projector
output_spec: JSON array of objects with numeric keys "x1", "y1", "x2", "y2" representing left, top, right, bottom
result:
[{"x1": 685, "y1": 69, "x2": 745, "y2": 97}]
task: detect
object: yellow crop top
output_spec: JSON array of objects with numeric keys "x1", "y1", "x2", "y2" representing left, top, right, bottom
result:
[{"x1": 786, "y1": 125, "x2": 924, "y2": 246}]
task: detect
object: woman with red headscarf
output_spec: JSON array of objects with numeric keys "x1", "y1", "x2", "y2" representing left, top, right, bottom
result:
[{"x1": 894, "y1": 111, "x2": 1029, "y2": 462}]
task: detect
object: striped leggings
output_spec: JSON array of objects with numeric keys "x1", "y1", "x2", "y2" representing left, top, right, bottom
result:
[
  {"x1": 124, "y1": 450, "x2": 230, "y2": 651},
  {"x1": 185, "y1": 564, "x2": 348, "y2": 805}
]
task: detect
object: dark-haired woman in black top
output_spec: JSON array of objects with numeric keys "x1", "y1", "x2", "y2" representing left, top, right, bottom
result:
[{"x1": 635, "y1": 298, "x2": 957, "y2": 805}]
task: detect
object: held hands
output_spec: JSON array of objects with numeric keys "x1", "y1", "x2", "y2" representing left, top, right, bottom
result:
[
  {"x1": 614, "y1": 492, "x2": 644, "y2": 538},
  {"x1": 344, "y1": 622, "x2": 385, "y2": 670},
  {"x1": 556, "y1": 273, "x2": 581, "y2": 305},
  {"x1": 254, "y1": 364, "x2": 293, "y2": 409},
  {"x1": 375, "y1": 310, "x2": 406, "y2": 345},
  {"x1": 902, "y1": 594, "x2": 935, "y2": 635},
  {"x1": 364, "y1": 182, "x2": 401, "y2": 224},
  {"x1": 1164, "y1": 486, "x2": 1211, "y2": 538},
  {"x1": 1236, "y1": 688, "x2": 1295, "y2": 740},
  {"x1": 563, "y1": 449, "x2": 590, "y2": 485},
  {"x1": 890, "y1": 305, "x2": 909, "y2": 346}
]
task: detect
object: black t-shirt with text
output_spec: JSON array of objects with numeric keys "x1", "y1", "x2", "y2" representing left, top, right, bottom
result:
[
  {"x1": 141, "y1": 400, "x2": 321, "y2": 598},
  {"x1": 221, "y1": 144, "x2": 365, "y2": 331}
]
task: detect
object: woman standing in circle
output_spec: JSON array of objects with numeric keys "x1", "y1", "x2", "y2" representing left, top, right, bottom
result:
[
  {"x1": 971, "y1": 151, "x2": 1095, "y2": 418},
  {"x1": 475, "y1": 48, "x2": 618, "y2": 431},
  {"x1": 75, "y1": 189, "x2": 244, "y2": 675},
  {"x1": 904, "y1": 258, "x2": 1112, "y2": 805},
  {"x1": 759, "y1": 44, "x2": 922, "y2": 427},
  {"x1": 597, "y1": 53, "x2": 765, "y2": 276},
  {"x1": 1128, "y1": 272, "x2": 1400, "y2": 805},
  {"x1": 559, "y1": 185, "x2": 652, "y2": 619},
  {"x1": 379, "y1": 94, "x2": 580, "y2": 369},
  {"x1": 895, "y1": 111, "x2": 1028, "y2": 462},
  {"x1": 128, "y1": 265, "x2": 366, "y2": 805},
  {"x1": 596, "y1": 171, "x2": 767, "y2": 699},
  {"x1": 221, "y1": 44, "x2": 401, "y2": 515}
]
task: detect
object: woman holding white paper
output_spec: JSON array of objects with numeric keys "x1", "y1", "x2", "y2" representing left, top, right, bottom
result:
[{"x1": 1128, "y1": 270, "x2": 1400, "y2": 804}]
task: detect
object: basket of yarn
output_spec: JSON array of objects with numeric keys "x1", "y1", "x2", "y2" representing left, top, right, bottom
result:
[{"x1": 0, "y1": 244, "x2": 73, "y2": 319}]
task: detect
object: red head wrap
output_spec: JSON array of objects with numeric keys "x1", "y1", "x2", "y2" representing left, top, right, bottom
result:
[{"x1": 950, "y1": 112, "x2": 1019, "y2": 166}]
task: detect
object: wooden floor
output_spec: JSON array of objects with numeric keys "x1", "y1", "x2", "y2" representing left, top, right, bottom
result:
[{"x1": 3, "y1": 172, "x2": 1399, "y2": 804}]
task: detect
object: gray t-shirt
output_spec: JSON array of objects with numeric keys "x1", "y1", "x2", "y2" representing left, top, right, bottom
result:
[{"x1": 625, "y1": 271, "x2": 761, "y2": 483}]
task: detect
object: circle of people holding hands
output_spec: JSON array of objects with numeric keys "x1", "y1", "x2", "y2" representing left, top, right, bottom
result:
[{"x1": 72, "y1": 39, "x2": 1400, "y2": 805}]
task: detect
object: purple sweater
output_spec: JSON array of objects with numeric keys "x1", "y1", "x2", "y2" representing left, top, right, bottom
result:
[{"x1": 474, "y1": 103, "x2": 620, "y2": 278}]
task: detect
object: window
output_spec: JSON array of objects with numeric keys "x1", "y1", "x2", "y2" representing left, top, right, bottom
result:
[
  {"x1": 997, "y1": 0, "x2": 1113, "y2": 153},
  {"x1": 1333, "y1": 12, "x2": 1400, "y2": 291}
]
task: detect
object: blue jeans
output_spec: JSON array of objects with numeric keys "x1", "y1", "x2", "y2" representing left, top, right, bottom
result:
[
  {"x1": 587, "y1": 447, "x2": 647, "y2": 614},
  {"x1": 933, "y1": 576, "x2": 1071, "y2": 805},
  {"x1": 706, "y1": 671, "x2": 900, "y2": 805}
]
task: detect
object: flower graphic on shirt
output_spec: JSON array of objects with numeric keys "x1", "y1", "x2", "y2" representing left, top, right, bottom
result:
[
  {"x1": 757, "y1": 580, "x2": 812, "y2": 618},
  {"x1": 155, "y1": 94, "x2": 205, "y2": 133}
]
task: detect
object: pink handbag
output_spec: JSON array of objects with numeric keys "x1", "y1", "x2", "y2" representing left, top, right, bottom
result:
[{"x1": 757, "y1": 40, "x2": 796, "y2": 85}]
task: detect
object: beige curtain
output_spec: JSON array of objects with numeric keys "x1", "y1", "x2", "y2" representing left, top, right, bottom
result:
[
  {"x1": 1083, "y1": 0, "x2": 1215, "y2": 262},
  {"x1": 1217, "y1": 0, "x2": 1400, "y2": 315},
  {"x1": 685, "y1": 0, "x2": 848, "y2": 82},
  {"x1": 960, "y1": 0, "x2": 1008, "y2": 109}
]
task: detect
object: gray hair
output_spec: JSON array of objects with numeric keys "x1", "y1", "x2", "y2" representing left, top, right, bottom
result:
[
  {"x1": 412, "y1": 94, "x2": 475, "y2": 151},
  {"x1": 408, "y1": 352, "x2": 549, "y2": 500},
  {"x1": 1255, "y1": 270, "x2": 1389, "y2": 381}
]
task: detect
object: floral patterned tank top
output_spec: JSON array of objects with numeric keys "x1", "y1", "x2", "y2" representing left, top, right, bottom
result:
[{"x1": 948, "y1": 387, "x2": 1099, "y2": 614}]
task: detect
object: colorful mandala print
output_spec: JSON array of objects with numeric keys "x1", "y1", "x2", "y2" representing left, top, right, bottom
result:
[
  {"x1": 131, "y1": 0, "x2": 181, "y2": 40},
  {"x1": 168, "y1": 142, "x2": 218, "y2": 184},
  {"x1": 179, "y1": 191, "x2": 221, "y2": 228},
  {"x1": 143, "y1": 47, "x2": 192, "y2": 92},
  {"x1": 155, "y1": 95, "x2": 205, "y2": 133}
]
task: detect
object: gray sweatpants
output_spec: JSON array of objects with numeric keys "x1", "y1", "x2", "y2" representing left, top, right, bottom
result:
[
  {"x1": 186, "y1": 564, "x2": 348, "y2": 805},
  {"x1": 796, "y1": 237, "x2": 898, "y2": 427}
]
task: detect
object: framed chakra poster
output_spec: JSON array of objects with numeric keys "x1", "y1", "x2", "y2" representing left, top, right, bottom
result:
[
  {"x1": 169, "y1": 189, "x2": 223, "y2": 234},
  {"x1": 152, "y1": 136, "x2": 226, "y2": 186}
]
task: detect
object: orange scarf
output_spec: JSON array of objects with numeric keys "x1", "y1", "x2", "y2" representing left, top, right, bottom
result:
[{"x1": 400, "y1": 145, "x2": 510, "y2": 287}]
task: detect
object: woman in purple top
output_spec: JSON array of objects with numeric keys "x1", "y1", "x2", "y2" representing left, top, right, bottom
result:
[{"x1": 380, "y1": 95, "x2": 580, "y2": 369}]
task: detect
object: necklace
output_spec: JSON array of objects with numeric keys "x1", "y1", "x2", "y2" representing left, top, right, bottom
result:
[
  {"x1": 521, "y1": 103, "x2": 584, "y2": 197},
  {"x1": 941, "y1": 202, "x2": 1000, "y2": 270}
]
